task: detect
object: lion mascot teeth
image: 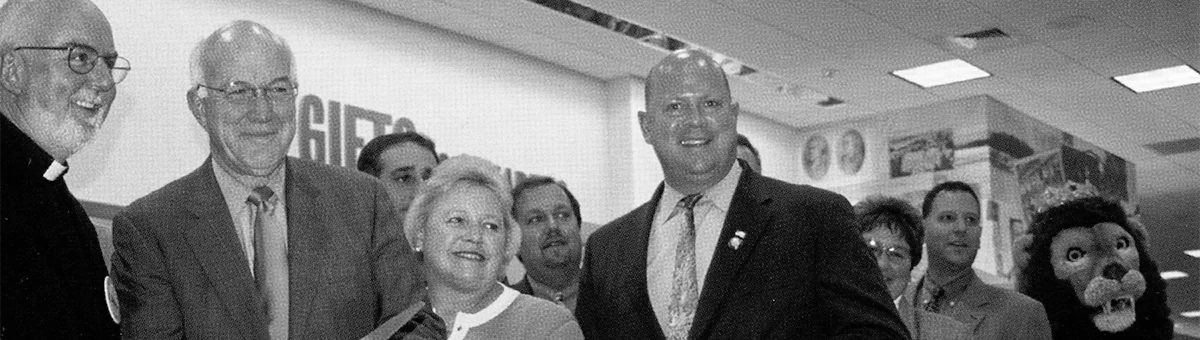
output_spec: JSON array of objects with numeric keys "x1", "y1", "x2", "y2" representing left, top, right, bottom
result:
[{"x1": 1017, "y1": 196, "x2": 1173, "y2": 339}]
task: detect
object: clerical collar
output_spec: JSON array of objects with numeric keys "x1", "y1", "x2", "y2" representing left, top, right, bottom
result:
[
  {"x1": 1, "y1": 113, "x2": 67, "y2": 181},
  {"x1": 43, "y1": 161, "x2": 69, "y2": 181}
]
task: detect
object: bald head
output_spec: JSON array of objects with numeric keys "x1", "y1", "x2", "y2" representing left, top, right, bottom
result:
[
  {"x1": 644, "y1": 49, "x2": 731, "y2": 108},
  {"x1": 638, "y1": 49, "x2": 740, "y2": 194},
  {"x1": 189, "y1": 20, "x2": 295, "y2": 89},
  {"x1": 0, "y1": 0, "x2": 111, "y2": 51}
]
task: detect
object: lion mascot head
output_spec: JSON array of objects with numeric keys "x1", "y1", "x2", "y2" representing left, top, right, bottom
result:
[{"x1": 1017, "y1": 196, "x2": 1173, "y2": 339}]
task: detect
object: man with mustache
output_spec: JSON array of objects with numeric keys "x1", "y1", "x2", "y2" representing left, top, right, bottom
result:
[
  {"x1": 575, "y1": 49, "x2": 908, "y2": 339},
  {"x1": 510, "y1": 176, "x2": 584, "y2": 312},
  {"x1": 1, "y1": 0, "x2": 128, "y2": 338},
  {"x1": 110, "y1": 21, "x2": 436, "y2": 339}
]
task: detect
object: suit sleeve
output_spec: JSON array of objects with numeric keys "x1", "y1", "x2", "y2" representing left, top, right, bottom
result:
[
  {"x1": 573, "y1": 236, "x2": 601, "y2": 339},
  {"x1": 370, "y1": 180, "x2": 425, "y2": 326},
  {"x1": 1014, "y1": 298, "x2": 1053, "y2": 340},
  {"x1": 111, "y1": 212, "x2": 185, "y2": 339},
  {"x1": 814, "y1": 196, "x2": 912, "y2": 339}
]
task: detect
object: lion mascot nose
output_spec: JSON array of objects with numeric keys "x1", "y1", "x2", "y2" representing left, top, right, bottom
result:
[{"x1": 1101, "y1": 263, "x2": 1128, "y2": 281}]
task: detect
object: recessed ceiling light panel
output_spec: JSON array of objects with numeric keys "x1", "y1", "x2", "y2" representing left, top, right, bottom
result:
[
  {"x1": 1113, "y1": 65, "x2": 1200, "y2": 93},
  {"x1": 1184, "y1": 310, "x2": 1200, "y2": 318},
  {"x1": 1185, "y1": 249, "x2": 1200, "y2": 258},
  {"x1": 1160, "y1": 270, "x2": 1189, "y2": 280},
  {"x1": 891, "y1": 59, "x2": 991, "y2": 88}
]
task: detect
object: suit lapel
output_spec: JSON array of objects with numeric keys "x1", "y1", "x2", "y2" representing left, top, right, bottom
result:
[
  {"x1": 691, "y1": 167, "x2": 772, "y2": 338},
  {"x1": 958, "y1": 274, "x2": 992, "y2": 331},
  {"x1": 284, "y1": 158, "x2": 329, "y2": 337},
  {"x1": 182, "y1": 159, "x2": 269, "y2": 340},
  {"x1": 632, "y1": 184, "x2": 667, "y2": 338}
]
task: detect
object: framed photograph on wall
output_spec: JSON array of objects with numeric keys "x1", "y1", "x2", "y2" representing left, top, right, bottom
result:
[{"x1": 888, "y1": 129, "x2": 955, "y2": 178}]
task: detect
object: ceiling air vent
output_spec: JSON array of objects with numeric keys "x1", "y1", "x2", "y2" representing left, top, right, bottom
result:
[{"x1": 1144, "y1": 137, "x2": 1200, "y2": 156}]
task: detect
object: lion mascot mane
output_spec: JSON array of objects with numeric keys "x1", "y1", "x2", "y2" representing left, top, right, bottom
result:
[{"x1": 1017, "y1": 196, "x2": 1172, "y2": 339}]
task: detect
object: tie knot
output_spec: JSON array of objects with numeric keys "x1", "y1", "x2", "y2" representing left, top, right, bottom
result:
[
  {"x1": 678, "y1": 194, "x2": 703, "y2": 209},
  {"x1": 247, "y1": 186, "x2": 276, "y2": 207}
]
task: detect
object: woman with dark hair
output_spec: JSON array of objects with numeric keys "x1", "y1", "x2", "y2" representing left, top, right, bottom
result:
[{"x1": 856, "y1": 195, "x2": 968, "y2": 340}]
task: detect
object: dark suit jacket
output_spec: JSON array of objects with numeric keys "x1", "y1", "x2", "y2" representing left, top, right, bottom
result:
[
  {"x1": 111, "y1": 157, "x2": 423, "y2": 340},
  {"x1": 1, "y1": 114, "x2": 120, "y2": 339},
  {"x1": 906, "y1": 274, "x2": 1051, "y2": 340},
  {"x1": 510, "y1": 276, "x2": 534, "y2": 295},
  {"x1": 576, "y1": 164, "x2": 910, "y2": 339}
]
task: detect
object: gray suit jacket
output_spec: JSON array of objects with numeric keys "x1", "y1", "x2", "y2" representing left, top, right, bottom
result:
[
  {"x1": 904, "y1": 274, "x2": 1051, "y2": 340},
  {"x1": 111, "y1": 157, "x2": 423, "y2": 340}
]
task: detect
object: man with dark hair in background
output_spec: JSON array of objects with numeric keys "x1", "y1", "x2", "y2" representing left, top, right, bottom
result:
[
  {"x1": 734, "y1": 133, "x2": 761, "y2": 173},
  {"x1": 510, "y1": 176, "x2": 584, "y2": 312},
  {"x1": 1, "y1": 0, "x2": 128, "y2": 338},
  {"x1": 357, "y1": 131, "x2": 440, "y2": 220},
  {"x1": 576, "y1": 49, "x2": 908, "y2": 339}
]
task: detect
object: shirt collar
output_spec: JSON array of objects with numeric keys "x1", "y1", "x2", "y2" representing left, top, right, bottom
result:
[
  {"x1": 525, "y1": 274, "x2": 579, "y2": 303},
  {"x1": 212, "y1": 158, "x2": 286, "y2": 211},
  {"x1": 925, "y1": 269, "x2": 975, "y2": 302},
  {"x1": 1, "y1": 113, "x2": 67, "y2": 181},
  {"x1": 659, "y1": 161, "x2": 742, "y2": 216},
  {"x1": 448, "y1": 284, "x2": 520, "y2": 337}
]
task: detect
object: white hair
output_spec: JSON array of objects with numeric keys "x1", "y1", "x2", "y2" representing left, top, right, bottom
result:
[{"x1": 188, "y1": 20, "x2": 298, "y2": 93}]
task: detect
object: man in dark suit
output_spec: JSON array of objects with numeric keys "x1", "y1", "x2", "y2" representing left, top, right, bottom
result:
[
  {"x1": 110, "y1": 21, "x2": 427, "y2": 339},
  {"x1": 1, "y1": 0, "x2": 127, "y2": 338},
  {"x1": 510, "y1": 176, "x2": 584, "y2": 312},
  {"x1": 575, "y1": 49, "x2": 909, "y2": 340}
]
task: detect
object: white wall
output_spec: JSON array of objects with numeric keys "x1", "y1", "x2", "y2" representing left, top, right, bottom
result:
[{"x1": 71, "y1": 0, "x2": 617, "y2": 217}]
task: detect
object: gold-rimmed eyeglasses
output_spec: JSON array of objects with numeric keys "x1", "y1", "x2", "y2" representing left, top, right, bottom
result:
[{"x1": 13, "y1": 44, "x2": 131, "y2": 84}]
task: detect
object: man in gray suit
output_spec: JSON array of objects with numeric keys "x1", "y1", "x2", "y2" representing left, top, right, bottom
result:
[{"x1": 111, "y1": 21, "x2": 426, "y2": 339}]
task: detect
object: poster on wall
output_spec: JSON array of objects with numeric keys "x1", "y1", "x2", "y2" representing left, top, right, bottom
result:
[
  {"x1": 803, "y1": 134, "x2": 831, "y2": 180},
  {"x1": 838, "y1": 129, "x2": 865, "y2": 175},
  {"x1": 888, "y1": 129, "x2": 955, "y2": 178},
  {"x1": 1013, "y1": 148, "x2": 1065, "y2": 221}
]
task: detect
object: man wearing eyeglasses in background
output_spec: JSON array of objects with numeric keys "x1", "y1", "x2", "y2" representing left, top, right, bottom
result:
[
  {"x1": 110, "y1": 20, "x2": 440, "y2": 339},
  {"x1": 1, "y1": 0, "x2": 129, "y2": 338}
]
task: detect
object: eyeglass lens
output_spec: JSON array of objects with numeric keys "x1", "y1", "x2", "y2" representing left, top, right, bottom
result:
[
  {"x1": 220, "y1": 80, "x2": 297, "y2": 103},
  {"x1": 67, "y1": 45, "x2": 131, "y2": 84}
]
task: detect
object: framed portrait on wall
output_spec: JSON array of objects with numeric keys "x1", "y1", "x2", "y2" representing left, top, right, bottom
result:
[
  {"x1": 838, "y1": 129, "x2": 865, "y2": 175},
  {"x1": 803, "y1": 134, "x2": 830, "y2": 180}
]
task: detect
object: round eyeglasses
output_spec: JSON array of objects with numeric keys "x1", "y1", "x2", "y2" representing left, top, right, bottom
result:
[
  {"x1": 197, "y1": 79, "x2": 298, "y2": 105},
  {"x1": 13, "y1": 44, "x2": 131, "y2": 84}
]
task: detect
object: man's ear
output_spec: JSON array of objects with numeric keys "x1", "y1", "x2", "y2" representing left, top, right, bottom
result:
[
  {"x1": 637, "y1": 111, "x2": 651, "y2": 144},
  {"x1": 1, "y1": 51, "x2": 25, "y2": 95},
  {"x1": 186, "y1": 87, "x2": 208, "y2": 126}
]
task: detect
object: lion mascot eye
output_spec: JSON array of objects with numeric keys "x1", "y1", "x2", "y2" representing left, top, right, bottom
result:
[
  {"x1": 1115, "y1": 237, "x2": 1130, "y2": 250},
  {"x1": 1065, "y1": 248, "x2": 1085, "y2": 262}
]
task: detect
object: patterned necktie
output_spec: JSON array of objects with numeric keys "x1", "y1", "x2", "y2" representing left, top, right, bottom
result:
[
  {"x1": 667, "y1": 194, "x2": 703, "y2": 340},
  {"x1": 923, "y1": 285, "x2": 946, "y2": 313},
  {"x1": 248, "y1": 186, "x2": 289, "y2": 340}
]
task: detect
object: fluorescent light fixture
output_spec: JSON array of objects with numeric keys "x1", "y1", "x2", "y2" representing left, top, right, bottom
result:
[
  {"x1": 1160, "y1": 271, "x2": 1189, "y2": 280},
  {"x1": 1113, "y1": 65, "x2": 1200, "y2": 93},
  {"x1": 1185, "y1": 249, "x2": 1200, "y2": 258},
  {"x1": 1183, "y1": 310, "x2": 1200, "y2": 318},
  {"x1": 891, "y1": 59, "x2": 991, "y2": 88}
]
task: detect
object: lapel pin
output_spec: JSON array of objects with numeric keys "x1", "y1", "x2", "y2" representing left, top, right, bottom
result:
[{"x1": 729, "y1": 230, "x2": 747, "y2": 250}]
